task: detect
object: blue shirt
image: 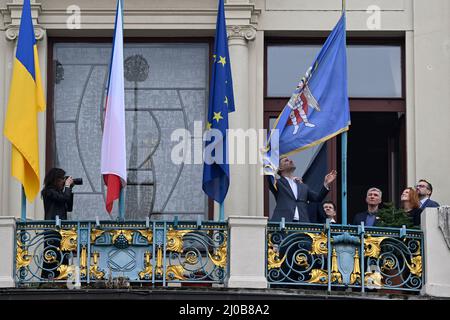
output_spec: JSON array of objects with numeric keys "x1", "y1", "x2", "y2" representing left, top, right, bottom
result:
[{"x1": 366, "y1": 213, "x2": 376, "y2": 226}]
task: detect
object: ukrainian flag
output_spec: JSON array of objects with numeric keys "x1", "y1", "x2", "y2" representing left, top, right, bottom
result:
[{"x1": 3, "y1": 0, "x2": 45, "y2": 201}]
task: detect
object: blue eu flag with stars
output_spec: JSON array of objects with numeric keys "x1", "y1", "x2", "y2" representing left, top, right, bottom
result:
[{"x1": 202, "y1": 0, "x2": 235, "y2": 204}]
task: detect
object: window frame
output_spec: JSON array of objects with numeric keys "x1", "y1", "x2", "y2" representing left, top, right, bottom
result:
[
  {"x1": 46, "y1": 37, "x2": 215, "y2": 220},
  {"x1": 264, "y1": 37, "x2": 406, "y2": 219}
]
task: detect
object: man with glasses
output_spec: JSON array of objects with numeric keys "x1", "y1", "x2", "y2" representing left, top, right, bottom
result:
[{"x1": 416, "y1": 179, "x2": 440, "y2": 209}]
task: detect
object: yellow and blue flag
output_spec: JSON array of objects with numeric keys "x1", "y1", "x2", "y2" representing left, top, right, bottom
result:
[
  {"x1": 3, "y1": 0, "x2": 45, "y2": 201},
  {"x1": 264, "y1": 13, "x2": 350, "y2": 179},
  {"x1": 202, "y1": 0, "x2": 235, "y2": 203}
]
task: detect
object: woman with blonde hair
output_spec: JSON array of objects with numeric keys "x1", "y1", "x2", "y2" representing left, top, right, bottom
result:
[{"x1": 400, "y1": 187, "x2": 422, "y2": 226}]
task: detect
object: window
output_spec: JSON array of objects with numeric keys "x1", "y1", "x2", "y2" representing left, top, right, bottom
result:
[
  {"x1": 49, "y1": 42, "x2": 210, "y2": 221},
  {"x1": 265, "y1": 40, "x2": 405, "y2": 222},
  {"x1": 267, "y1": 44, "x2": 402, "y2": 98}
]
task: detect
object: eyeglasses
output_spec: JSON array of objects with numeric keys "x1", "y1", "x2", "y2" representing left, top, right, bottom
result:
[{"x1": 415, "y1": 184, "x2": 429, "y2": 189}]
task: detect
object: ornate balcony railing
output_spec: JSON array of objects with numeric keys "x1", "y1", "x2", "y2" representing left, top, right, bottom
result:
[
  {"x1": 15, "y1": 220, "x2": 227, "y2": 287},
  {"x1": 267, "y1": 221, "x2": 424, "y2": 292}
]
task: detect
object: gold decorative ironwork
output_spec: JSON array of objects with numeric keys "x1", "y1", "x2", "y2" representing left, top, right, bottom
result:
[
  {"x1": 155, "y1": 246, "x2": 164, "y2": 277},
  {"x1": 44, "y1": 249, "x2": 57, "y2": 263},
  {"x1": 208, "y1": 240, "x2": 227, "y2": 269},
  {"x1": 138, "y1": 249, "x2": 185, "y2": 280},
  {"x1": 110, "y1": 230, "x2": 134, "y2": 244},
  {"x1": 166, "y1": 265, "x2": 185, "y2": 280},
  {"x1": 331, "y1": 248, "x2": 342, "y2": 283},
  {"x1": 350, "y1": 248, "x2": 361, "y2": 285},
  {"x1": 80, "y1": 245, "x2": 87, "y2": 278},
  {"x1": 308, "y1": 269, "x2": 328, "y2": 284},
  {"x1": 55, "y1": 265, "x2": 77, "y2": 280},
  {"x1": 59, "y1": 228, "x2": 77, "y2": 252},
  {"x1": 137, "y1": 230, "x2": 153, "y2": 244},
  {"x1": 89, "y1": 251, "x2": 105, "y2": 280},
  {"x1": 16, "y1": 241, "x2": 31, "y2": 269},
  {"x1": 267, "y1": 236, "x2": 286, "y2": 270},
  {"x1": 185, "y1": 251, "x2": 199, "y2": 265},
  {"x1": 365, "y1": 271, "x2": 383, "y2": 288},
  {"x1": 166, "y1": 229, "x2": 192, "y2": 253},
  {"x1": 138, "y1": 251, "x2": 153, "y2": 280},
  {"x1": 364, "y1": 236, "x2": 387, "y2": 258},
  {"x1": 295, "y1": 254, "x2": 309, "y2": 268},
  {"x1": 91, "y1": 229, "x2": 105, "y2": 243},
  {"x1": 305, "y1": 232, "x2": 328, "y2": 255},
  {"x1": 406, "y1": 255, "x2": 422, "y2": 277},
  {"x1": 382, "y1": 258, "x2": 395, "y2": 271}
]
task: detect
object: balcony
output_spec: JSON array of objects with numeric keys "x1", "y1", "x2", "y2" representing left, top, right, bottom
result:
[{"x1": 1, "y1": 207, "x2": 449, "y2": 299}]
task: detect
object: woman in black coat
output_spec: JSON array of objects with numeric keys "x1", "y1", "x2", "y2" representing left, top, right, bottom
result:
[
  {"x1": 41, "y1": 168, "x2": 74, "y2": 220},
  {"x1": 40, "y1": 168, "x2": 73, "y2": 279}
]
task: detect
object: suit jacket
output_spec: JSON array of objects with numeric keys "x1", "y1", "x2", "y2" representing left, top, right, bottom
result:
[
  {"x1": 420, "y1": 198, "x2": 440, "y2": 209},
  {"x1": 42, "y1": 186, "x2": 74, "y2": 220},
  {"x1": 268, "y1": 176, "x2": 329, "y2": 223},
  {"x1": 352, "y1": 211, "x2": 378, "y2": 226}
]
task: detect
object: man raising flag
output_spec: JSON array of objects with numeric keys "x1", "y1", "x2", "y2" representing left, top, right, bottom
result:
[{"x1": 101, "y1": 0, "x2": 127, "y2": 215}]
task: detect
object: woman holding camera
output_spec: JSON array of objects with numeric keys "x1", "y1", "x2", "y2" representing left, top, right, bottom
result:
[
  {"x1": 41, "y1": 167, "x2": 74, "y2": 220},
  {"x1": 40, "y1": 168, "x2": 75, "y2": 279}
]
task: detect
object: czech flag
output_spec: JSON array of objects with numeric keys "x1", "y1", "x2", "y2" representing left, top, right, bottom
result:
[{"x1": 101, "y1": 0, "x2": 127, "y2": 214}]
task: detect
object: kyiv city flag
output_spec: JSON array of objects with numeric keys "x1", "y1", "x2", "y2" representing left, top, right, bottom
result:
[{"x1": 264, "y1": 13, "x2": 350, "y2": 179}]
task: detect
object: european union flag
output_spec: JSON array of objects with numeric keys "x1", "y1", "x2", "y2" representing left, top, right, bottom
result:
[
  {"x1": 264, "y1": 13, "x2": 350, "y2": 179},
  {"x1": 202, "y1": 0, "x2": 235, "y2": 203}
]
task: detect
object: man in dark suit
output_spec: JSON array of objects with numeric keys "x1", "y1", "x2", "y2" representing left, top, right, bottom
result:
[
  {"x1": 268, "y1": 156, "x2": 337, "y2": 223},
  {"x1": 416, "y1": 179, "x2": 440, "y2": 209},
  {"x1": 352, "y1": 187, "x2": 382, "y2": 226}
]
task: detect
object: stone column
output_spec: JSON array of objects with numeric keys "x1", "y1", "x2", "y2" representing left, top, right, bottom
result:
[
  {"x1": 224, "y1": 25, "x2": 256, "y2": 218},
  {"x1": 226, "y1": 216, "x2": 267, "y2": 288},
  {"x1": 0, "y1": 217, "x2": 16, "y2": 287},
  {"x1": 421, "y1": 207, "x2": 450, "y2": 297}
]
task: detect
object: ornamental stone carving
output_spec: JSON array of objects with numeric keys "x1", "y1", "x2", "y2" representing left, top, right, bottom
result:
[
  {"x1": 227, "y1": 25, "x2": 257, "y2": 41},
  {"x1": 4, "y1": 1, "x2": 45, "y2": 41}
]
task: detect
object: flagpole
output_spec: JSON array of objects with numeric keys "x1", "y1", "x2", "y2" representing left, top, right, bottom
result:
[
  {"x1": 118, "y1": 187, "x2": 125, "y2": 221},
  {"x1": 341, "y1": 131, "x2": 348, "y2": 225},
  {"x1": 219, "y1": 202, "x2": 224, "y2": 222},
  {"x1": 21, "y1": 187, "x2": 27, "y2": 221},
  {"x1": 341, "y1": 0, "x2": 347, "y2": 225}
]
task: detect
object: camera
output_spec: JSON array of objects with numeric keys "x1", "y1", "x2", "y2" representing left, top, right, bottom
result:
[{"x1": 65, "y1": 176, "x2": 83, "y2": 185}]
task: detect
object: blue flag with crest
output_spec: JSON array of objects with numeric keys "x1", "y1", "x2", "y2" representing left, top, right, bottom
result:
[
  {"x1": 264, "y1": 13, "x2": 350, "y2": 180},
  {"x1": 202, "y1": 0, "x2": 235, "y2": 203}
]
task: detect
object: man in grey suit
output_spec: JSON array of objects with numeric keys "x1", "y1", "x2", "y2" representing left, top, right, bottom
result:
[{"x1": 268, "y1": 156, "x2": 337, "y2": 223}]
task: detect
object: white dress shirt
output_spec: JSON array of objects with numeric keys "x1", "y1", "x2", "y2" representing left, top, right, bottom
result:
[
  {"x1": 285, "y1": 177, "x2": 299, "y2": 221},
  {"x1": 420, "y1": 197, "x2": 429, "y2": 208}
]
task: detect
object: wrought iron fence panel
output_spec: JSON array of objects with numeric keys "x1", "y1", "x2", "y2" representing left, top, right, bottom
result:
[
  {"x1": 15, "y1": 220, "x2": 227, "y2": 287},
  {"x1": 267, "y1": 222, "x2": 424, "y2": 293}
]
